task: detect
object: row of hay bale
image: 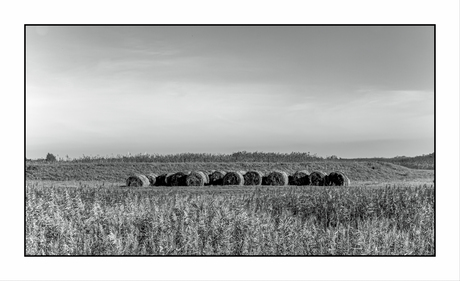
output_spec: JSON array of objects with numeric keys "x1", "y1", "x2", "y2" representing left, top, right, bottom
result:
[
  {"x1": 126, "y1": 170, "x2": 350, "y2": 187},
  {"x1": 302, "y1": 171, "x2": 351, "y2": 186}
]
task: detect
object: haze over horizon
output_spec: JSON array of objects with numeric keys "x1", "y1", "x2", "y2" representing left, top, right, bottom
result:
[{"x1": 26, "y1": 26, "x2": 434, "y2": 159}]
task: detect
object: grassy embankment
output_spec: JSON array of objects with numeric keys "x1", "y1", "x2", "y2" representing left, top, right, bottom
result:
[{"x1": 25, "y1": 161, "x2": 434, "y2": 183}]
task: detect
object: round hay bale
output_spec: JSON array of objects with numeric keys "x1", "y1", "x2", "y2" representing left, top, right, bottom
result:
[
  {"x1": 185, "y1": 171, "x2": 208, "y2": 186},
  {"x1": 155, "y1": 173, "x2": 168, "y2": 186},
  {"x1": 324, "y1": 172, "x2": 334, "y2": 186},
  {"x1": 243, "y1": 170, "x2": 264, "y2": 186},
  {"x1": 262, "y1": 176, "x2": 268, "y2": 185},
  {"x1": 327, "y1": 171, "x2": 350, "y2": 186},
  {"x1": 324, "y1": 174, "x2": 329, "y2": 185},
  {"x1": 309, "y1": 171, "x2": 327, "y2": 186},
  {"x1": 164, "y1": 173, "x2": 175, "y2": 186},
  {"x1": 169, "y1": 172, "x2": 188, "y2": 186},
  {"x1": 209, "y1": 170, "x2": 227, "y2": 185},
  {"x1": 222, "y1": 171, "x2": 244, "y2": 186},
  {"x1": 266, "y1": 171, "x2": 289, "y2": 186},
  {"x1": 126, "y1": 174, "x2": 150, "y2": 187},
  {"x1": 155, "y1": 172, "x2": 174, "y2": 186},
  {"x1": 146, "y1": 173, "x2": 158, "y2": 186},
  {"x1": 292, "y1": 170, "x2": 310, "y2": 186},
  {"x1": 202, "y1": 172, "x2": 210, "y2": 185},
  {"x1": 288, "y1": 175, "x2": 294, "y2": 185}
]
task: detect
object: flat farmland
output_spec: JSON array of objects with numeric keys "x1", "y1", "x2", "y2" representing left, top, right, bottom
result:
[{"x1": 25, "y1": 161, "x2": 434, "y2": 256}]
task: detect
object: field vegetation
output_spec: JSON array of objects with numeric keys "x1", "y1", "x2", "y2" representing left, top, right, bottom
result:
[
  {"x1": 25, "y1": 152, "x2": 435, "y2": 256},
  {"x1": 26, "y1": 151, "x2": 434, "y2": 170},
  {"x1": 25, "y1": 161, "x2": 433, "y2": 183},
  {"x1": 26, "y1": 181, "x2": 434, "y2": 255},
  {"x1": 348, "y1": 153, "x2": 435, "y2": 170}
]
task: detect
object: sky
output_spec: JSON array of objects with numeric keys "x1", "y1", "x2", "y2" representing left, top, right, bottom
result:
[{"x1": 26, "y1": 26, "x2": 434, "y2": 159}]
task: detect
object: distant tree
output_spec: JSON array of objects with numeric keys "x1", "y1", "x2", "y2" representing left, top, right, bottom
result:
[{"x1": 46, "y1": 153, "x2": 57, "y2": 162}]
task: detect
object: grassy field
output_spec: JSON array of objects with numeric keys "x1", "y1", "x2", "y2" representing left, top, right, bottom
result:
[
  {"x1": 25, "y1": 161, "x2": 434, "y2": 182},
  {"x1": 25, "y1": 161, "x2": 434, "y2": 256},
  {"x1": 26, "y1": 182, "x2": 434, "y2": 255}
]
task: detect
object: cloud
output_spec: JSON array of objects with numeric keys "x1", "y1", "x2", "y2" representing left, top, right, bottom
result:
[{"x1": 26, "y1": 26, "x2": 434, "y2": 159}]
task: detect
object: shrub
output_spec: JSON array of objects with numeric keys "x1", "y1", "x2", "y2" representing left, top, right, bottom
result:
[{"x1": 46, "y1": 153, "x2": 57, "y2": 162}]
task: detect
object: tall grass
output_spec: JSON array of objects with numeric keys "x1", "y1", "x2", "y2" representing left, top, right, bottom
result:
[
  {"x1": 28, "y1": 151, "x2": 324, "y2": 163},
  {"x1": 26, "y1": 151, "x2": 434, "y2": 170},
  {"x1": 26, "y1": 183, "x2": 434, "y2": 255}
]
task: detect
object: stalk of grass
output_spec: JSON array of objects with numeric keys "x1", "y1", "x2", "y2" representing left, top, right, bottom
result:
[{"x1": 26, "y1": 183, "x2": 434, "y2": 255}]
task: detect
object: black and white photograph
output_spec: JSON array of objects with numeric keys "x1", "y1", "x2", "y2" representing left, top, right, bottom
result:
[
  {"x1": 25, "y1": 24, "x2": 435, "y2": 256},
  {"x1": 3, "y1": 1, "x2": 456, "y2": 280}
]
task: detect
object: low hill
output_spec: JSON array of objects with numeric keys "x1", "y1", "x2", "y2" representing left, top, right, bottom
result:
[
  {"x1": 346, "y1": 153, "x2": 434, "y2": 170},
  {"x1": 25, "y1": 161, "x2": 434, "y2": 182},
  {"x1": 386, "y1": 153, "x2": 434, "y2": 170}
]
